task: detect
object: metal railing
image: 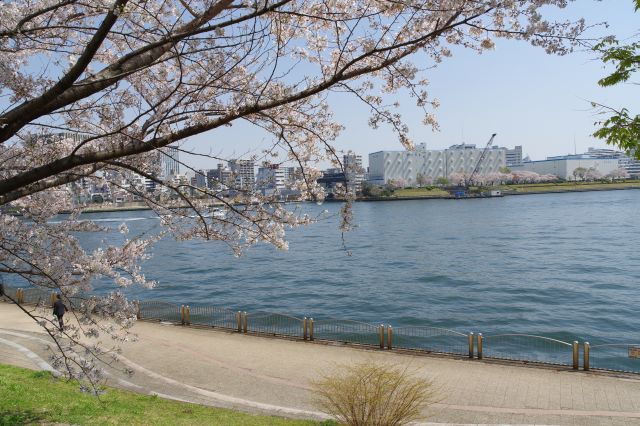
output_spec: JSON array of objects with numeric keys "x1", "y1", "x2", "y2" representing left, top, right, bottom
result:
[
  {"x1": 138, "y1": 300, "x2": 183, "y2": 323},
  {"x1": 21, "y1": 287, "x2": 52, "y2": 305},
  {"x1": 187, "y1": 305, "x2": 237, "y2": 330},
  {"x1": 2, "y1": 285, "x2": 639, "y2": 374},
  {"x1": 245, "y1": 311, "x2": 304, "y2": 338},
  {"x1": 584, "y1": 342, "x2": 640, "y2": 373},
  {"x1": 2, "y1": 285, "x2": 21, "y2": 302},
  {"x1": 392, "y1": 326, "x2": 469, "y2": 356},
  {"x1": 312, "y1": 319, "x2": 381, "y2": 347},
  {"x1": 479, "y1": 334, "x2": 577, "y2": 368}
]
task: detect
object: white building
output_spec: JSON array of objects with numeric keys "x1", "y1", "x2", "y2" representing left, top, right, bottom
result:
[
  {"x1": 256, "y1": 164, "x2": 286, "y2": 191},
  {"x1": 229, "y1": 159, "x2": 255, "y2": 189},
  {"x1": 368, "y1": 143, "x2": 506, "y2": 186},
  {"x1": 511, "y1": 155, "x2": 620, "y2": 180},
  {"x1": 505, "y1": 145, "x2": 523, "y2": 167},
  {"x1": 587, "y1": 147, "x2": 640, "y2": 178},
  {"x1": 344, "y1": 153, "x2": 365, "y2": 193}
]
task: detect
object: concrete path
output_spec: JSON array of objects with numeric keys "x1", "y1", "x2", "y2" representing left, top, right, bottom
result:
[{"x1": 1, "y1": 302, "x2": 640, "y2": 425}]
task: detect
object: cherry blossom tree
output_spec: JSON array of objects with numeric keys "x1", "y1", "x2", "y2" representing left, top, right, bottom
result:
[
  {"x1": 584, "y1": 167, "x2": 603, "y2": 182},
  {"x1": 0, "y1": 0, "x2": 589, "y2": 382},
  {"x1": 606, "y1": 167, "x2": 630, "y2": 180}
]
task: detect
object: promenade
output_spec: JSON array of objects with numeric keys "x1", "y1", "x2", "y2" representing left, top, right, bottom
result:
[{"x1": 1, "y1": 302, "x2": 640, "y2": 425}]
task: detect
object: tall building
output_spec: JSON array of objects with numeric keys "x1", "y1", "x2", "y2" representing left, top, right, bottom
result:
[
  {"x1": 511, "y1": 154, "x2": 620, "y2": 180},
  {"x1": 162, "y1": 145, "x2": 180, "y2": 178},
  {"x1": 193, "y1": 170, "x2": 207, "y2": 188},
  {"x1": 256, "y1": 163, "x2": 286, "y2": 192},
  {"x1": 343, "y1": 153, "x2": 365, "y2": 193},
  {"x1": 281, "y1": 166, "x2": 298, "y2": 184},
  {"x1": 368, "y1": 143, "x2": 506, "y2": 186},
  {"x1": 206, "y1": 164, "x2": 233, "y2": 189},
  {"x1": 505, "y1": 145, "x2": 523, "y2": 167},
  {"x1": 587, "y1": 147, "x2": 640, "y2": 177},
  {"x1": 228, "y1": 159, "x2": 255, "y2": 189}
]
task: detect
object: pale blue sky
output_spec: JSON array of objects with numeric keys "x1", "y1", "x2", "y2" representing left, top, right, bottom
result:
[{"x1": 183, "y1": 1, "x2": 639, "y2": 170}]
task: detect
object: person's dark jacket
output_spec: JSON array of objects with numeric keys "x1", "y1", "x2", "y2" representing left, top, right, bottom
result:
[{"x1": 53, "y1": 299, "x2": 67, "y2": 317}]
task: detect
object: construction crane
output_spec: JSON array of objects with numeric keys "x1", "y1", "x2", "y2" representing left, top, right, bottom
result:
[{"x1": 465, "y1": 133, "x2": 497, "y2": 187}]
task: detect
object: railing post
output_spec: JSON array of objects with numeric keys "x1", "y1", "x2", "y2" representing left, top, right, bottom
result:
[
  {"x1": 583, "y1": 342, "x2": 590, "y2": 371},
  {"x1": 309, "y1": 318, "x2": 314, "y2": 341},
  {"x1": 572, "y1": 341, "x2": 579, "y2": 370},
  {"x1": 17, "y1": 288, "x2": 23, "y2": 304},
  {"x1": 387, "y1": 325, "x2": 393, "y2": 350},
  {"x1": 379, "y1": 325, "x2": 385, "y2": 349},
  {"x1": 303, "y1": 317, "x2": 308, "y2": 341},
  {"x1": 50, "y1": 292, "x2": 56, "y2": 307},
  {"x1": 236, "y1": 311, "x2": 242, "y2": 332},
  {"x1": 181, "y1": 305, "x2": 185, "y2": 325},
  {"x1": 186, "y1": 305, "x2": 191, "y2": 326},
  {"x1": 468, "y1": 332, "x2": 474, "y2": 359},
  {"x1": 477, "y1": 333, "x2": 483, "y2": 359},
  {"x1": 242, "y1": 311, "x2": 247, "y2": 334}
]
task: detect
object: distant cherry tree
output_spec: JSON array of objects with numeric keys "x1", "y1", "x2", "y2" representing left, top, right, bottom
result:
[
  {"x1": 0, "y1": 0, "x2": 589, "y2": 382},
  {"x1": 606, "y1": 167, "x2": 630, "y2": 180},
  {"x1": 584, "y1": 167, "x2": 603, "y2": 182}
]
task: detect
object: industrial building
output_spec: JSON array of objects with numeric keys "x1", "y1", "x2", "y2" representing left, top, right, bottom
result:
[
  {"x1": 368, "y1": 143, "x2": 507, "y2": 186},
  {"x1": 510, "y1": 155, "x2": 620, "y2": 180}
]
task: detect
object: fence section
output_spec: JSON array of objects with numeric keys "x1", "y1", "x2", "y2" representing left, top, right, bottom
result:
[
  {"x1": 481, "y1": 334, "x2": 575, "y2": 366},
  {"x1": 245, "y1": 312, "x2": 304, "y2": 338},
  {"x1": 2, "y1": 284, "x2": 640, "y2": 374},
  {"x1": 313, "y1": 319, "x2": 380, "y2": 346},
  {"x1": 587, "y1": 343, "x2": 640, "y2": 373},
  {"x1": 188, "y1": 305, "x2": 237, "y2": 330},
  {"x1": 138, "y1": 300, "x2": 182, "y2": 323},
  {"x1": 21, "y1": 287, "x2": 52, "y2": 305},
  {"x1": 392, "y1": 326, "x2": 469, "y2": 355},
  {"x1": 1, "y1": 285, "x2": 20, "y2": 301}
]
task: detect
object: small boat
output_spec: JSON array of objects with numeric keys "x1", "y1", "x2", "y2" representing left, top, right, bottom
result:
[{"x1": 212, "y1": 208, "x2": 226, "y2": 219}]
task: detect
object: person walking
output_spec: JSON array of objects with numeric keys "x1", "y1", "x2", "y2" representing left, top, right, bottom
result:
[{"x1": 53, "y1": 294, "x2": 68, "y2": 331}]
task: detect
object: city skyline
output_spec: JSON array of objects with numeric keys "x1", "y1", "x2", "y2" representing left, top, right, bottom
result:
[{"x1": 180, "y1": 0, "x2": 639, "y2": 171}]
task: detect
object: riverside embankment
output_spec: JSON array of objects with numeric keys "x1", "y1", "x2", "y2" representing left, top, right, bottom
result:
[
  {"x1": 1, "y1": 302, "x2": 640, "y2": 425},
  {"x1": 15, "y1": 180, "x2": 638, "y2": 214}
]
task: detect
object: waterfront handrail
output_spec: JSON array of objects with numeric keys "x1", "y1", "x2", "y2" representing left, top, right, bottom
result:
[
  {"x1": 2, "y1": 286, "x2": 639, "y2": 374},
  {"x1": 482, "y1": 334, "x2": 573, "y2": 346}
]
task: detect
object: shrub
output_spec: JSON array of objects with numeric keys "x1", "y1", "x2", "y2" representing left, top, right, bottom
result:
[{"x1": 312, "y1": 361, "x2": 437, "y2": 426}]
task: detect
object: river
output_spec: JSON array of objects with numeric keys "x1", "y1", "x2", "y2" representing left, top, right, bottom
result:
[{"x1": 9, "y1": 189, "x2": 640, "y2": 370}]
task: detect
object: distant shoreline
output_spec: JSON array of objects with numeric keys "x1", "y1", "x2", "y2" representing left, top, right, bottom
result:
[
  {"x1": 359, "y1": 183, "x2": 640, "y2": 203},
  {"x1": 28, "y1": 181, "x2": 639, "y2": 215}
]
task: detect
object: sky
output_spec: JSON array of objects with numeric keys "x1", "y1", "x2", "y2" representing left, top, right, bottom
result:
[{"x1": 182, "y1": 1, "x2": 639, "y2": 170}]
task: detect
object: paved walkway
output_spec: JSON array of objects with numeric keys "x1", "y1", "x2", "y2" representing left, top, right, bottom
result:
[{"x1": 1, "y1": 302, "x2": 640, "y2": 425}]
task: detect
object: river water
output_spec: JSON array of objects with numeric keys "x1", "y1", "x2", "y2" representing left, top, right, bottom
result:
[{"x1": 10, "y1": 189, "x2": 640, "y2": 369}]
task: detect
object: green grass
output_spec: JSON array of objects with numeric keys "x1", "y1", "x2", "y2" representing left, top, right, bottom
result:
[
  {"x1": 0, "y1": 364, "x2": 336, "y2": 426},
  {"x1": 393, "y1": 187, "x2": 450, "y2": 197},
  {"x1": 497, "y1": 180, "x2": 640, "y2": 193}
]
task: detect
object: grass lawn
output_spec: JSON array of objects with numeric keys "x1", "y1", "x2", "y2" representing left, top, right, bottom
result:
[
  {"x1": 393, "y1": 187, "x2": 450, "y2": 197},
  {"x1": 498, "y1": 181, "x2": 640, "y2": 193},
  {"x1": 0, "y1": 364, "x2": 334, "y2": 426}
]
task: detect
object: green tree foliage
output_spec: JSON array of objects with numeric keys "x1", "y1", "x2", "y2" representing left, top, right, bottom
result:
[
  {"x1": 436, "y1": 177, "x2": 450, "y2": 186},
  {"x1": 592, "y1": 0, "x2": 640, "y2": 158}
]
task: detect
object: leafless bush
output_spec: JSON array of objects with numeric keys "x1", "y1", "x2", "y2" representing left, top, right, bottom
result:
[{"x1": 312, "y1": 361, "x2": 438, "y2": 426}]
